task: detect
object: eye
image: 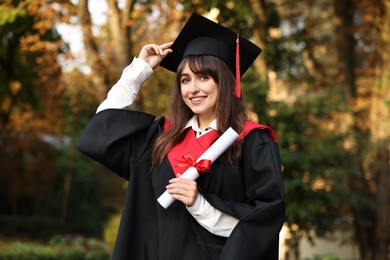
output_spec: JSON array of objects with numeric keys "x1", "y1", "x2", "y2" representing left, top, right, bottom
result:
[
  {"x1": 181, "y1": 77, "x2": 190, "y2": 84},
  {"x1": 199, "y1": 75, "x2": 209, "y2": 81}
]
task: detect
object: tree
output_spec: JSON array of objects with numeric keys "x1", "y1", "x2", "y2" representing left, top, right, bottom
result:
[
  {"x1": 266, "y1": 0, "x2": 390, "y2": 258},
  {"x1": 0, "y1": 0, "x2": 125, "y2": 238},
  {"x1": 0, "y1": 0, "x2": 66, "y2": 217},
  {"x1": 75, "y1": 0, "x2": 163, "y2": 106},
  {"x1": 333, "y1": 0, "x2": 390, "y2": 258}
]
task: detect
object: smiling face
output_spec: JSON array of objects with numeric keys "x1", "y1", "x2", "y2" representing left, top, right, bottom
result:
[{"x1": 180, "y1": 63, "x2": 219, "y2": 128}]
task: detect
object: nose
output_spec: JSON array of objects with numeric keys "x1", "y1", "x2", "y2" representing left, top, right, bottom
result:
[{"x1": 189, "y1": 80, "x2": 200, "y2": 93}]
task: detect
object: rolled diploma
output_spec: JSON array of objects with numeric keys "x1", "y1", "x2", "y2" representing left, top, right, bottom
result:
[{"x1": 157, "y1": 127, "x2": 239, "y2": 209}]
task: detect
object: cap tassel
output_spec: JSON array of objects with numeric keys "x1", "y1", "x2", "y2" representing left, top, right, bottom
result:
[{"x1": 235, "y1": 33, "x2": 241, "y2": 98}]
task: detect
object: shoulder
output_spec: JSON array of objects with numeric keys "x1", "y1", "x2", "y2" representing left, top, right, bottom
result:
[
  {"x1": 240, "y1": 122, "x2": 282, "y2": 168},
  {"x1": 239, "y1": 120, "x2": 277, "y2": 143}
]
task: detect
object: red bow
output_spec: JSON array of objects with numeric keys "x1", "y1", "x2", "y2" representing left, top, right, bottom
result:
[{"x1": 176, "y1": 154, "x2": 211, "y2": 173}]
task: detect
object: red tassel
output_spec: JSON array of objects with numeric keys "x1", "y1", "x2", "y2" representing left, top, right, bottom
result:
[{"x1": 235, "y1": 33, "x2": 241, "y2": 98}]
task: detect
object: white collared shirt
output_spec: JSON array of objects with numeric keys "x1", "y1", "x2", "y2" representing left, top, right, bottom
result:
[
  {"x1": 185, "y1": 116, "x2": 217, "y2": 138},
  {"x1": 97, "y1": 57, "x2": 239, "y2": 237}
]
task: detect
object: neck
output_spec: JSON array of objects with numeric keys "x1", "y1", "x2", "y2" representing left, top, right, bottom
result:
[{"x1": 197, "y1": 115, "x2": 216, "y2": 130}]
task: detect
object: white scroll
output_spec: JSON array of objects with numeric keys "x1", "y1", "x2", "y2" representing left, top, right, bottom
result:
[{"x1": 157, "y1": 127, "x2": 239, "y2": 209}]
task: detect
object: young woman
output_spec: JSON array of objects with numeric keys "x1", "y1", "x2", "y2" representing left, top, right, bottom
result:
[{"x1": 76, "y1": 13, "x2": 285, "y2": 260}]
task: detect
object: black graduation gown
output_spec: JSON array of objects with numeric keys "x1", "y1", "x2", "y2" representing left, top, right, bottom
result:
[{"x1": 75, "y1": 109, "x2": 285, "y2": 260}]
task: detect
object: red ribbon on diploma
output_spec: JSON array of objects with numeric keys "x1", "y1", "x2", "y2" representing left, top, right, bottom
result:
[{"x1": 176, "y1": 154, "x2": 211, "y2": 173}]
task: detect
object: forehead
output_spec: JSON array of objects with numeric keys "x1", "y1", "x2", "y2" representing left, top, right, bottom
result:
[
  {"x1": 180, "y1": 63, "x2": 193, "y2": 75},
  {"x1": 178, "y1": 56, "x2": 213, "y2": 77}
]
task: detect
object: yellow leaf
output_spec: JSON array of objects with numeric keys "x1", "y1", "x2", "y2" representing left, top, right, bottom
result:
[{"x1": 10, "y1": 80, "x2": 22, "y2": 95}]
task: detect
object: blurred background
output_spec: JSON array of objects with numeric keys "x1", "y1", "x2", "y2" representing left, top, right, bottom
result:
[{"x1": 0, "y1": 0, "x2": 389, "y2": 259}]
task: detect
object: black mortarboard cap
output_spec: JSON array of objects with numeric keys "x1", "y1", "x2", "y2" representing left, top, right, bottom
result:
[{"x1": 160, "y1": 12, "x2": 262, "y2": 98}]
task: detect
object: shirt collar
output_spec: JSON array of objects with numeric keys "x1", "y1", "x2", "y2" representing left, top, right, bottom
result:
[{"x1": 185, "y1": 115, "x2": 218, "y2": 136}]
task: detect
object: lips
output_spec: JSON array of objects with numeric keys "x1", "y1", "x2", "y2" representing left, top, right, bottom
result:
[{"x1": 190, "y1": 97, "x2": 206, "y2": 104}]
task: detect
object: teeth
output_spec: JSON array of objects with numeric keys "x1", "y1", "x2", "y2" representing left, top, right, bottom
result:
[{"x1": 192, "y1": 97, "x2": 204, "y2": 102}]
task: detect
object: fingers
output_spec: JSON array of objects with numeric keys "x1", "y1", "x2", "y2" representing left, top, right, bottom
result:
[
  {"x1": 167, "y1": 178, "x2": 195, "y2": 189},
  {"x1": 138, "y1": 42, "x2": 173, "y2": 69},
  {"x1": 144, "y1": 43, "x2": 172, "y2": 56},
  {"x1": 166, "y1": 178, "x2": 198, "y2": 207},
  {"x1": 144, "y1": 44, "x2": 163, "y2": 55},
  {"x1": 160, "y1": 42, "x2": 173, "y2": 56},
  {"x1": 160, "y1": 42, "x2": 173, "y2": 49}
]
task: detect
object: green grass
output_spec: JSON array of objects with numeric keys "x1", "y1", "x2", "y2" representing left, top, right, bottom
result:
[{"x1": 0, "y1": 235, "x2": 111, "y2": 260}]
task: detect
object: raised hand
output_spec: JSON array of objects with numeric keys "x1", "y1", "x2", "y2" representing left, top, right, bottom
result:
[{"x1": 138, "y1": 42, "x2": 173, "y2": 69}]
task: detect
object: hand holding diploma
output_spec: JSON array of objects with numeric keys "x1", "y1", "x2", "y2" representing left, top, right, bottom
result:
[{"x1": 157, "y1": 127, "x2": 239, "y2": 208}]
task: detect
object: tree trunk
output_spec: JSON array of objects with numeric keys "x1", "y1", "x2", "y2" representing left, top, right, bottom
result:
[
  {"x1": 374, "y1": 147, "x2": 389, "y2": 260},
  {"x1": 107, "y1": 0, "x2": 132, "y2": 71},
  {"x1": 0, "y1": 30, "x2": 23, "y2": 131},
  {"x1": 248, "y1": 0, "x2": 269, "y2": 82},
  {"x1": 333, "y1": 0, "x2": 367, "y2": 258},
  {"x1": 78, "y1": 0, "x2": 109, "y2": 101},
  {"x1": 106, "y1": 0, "x2": 144, "y2": 110},
  {"x1": 334, "y1": 0, "x2": 390, "y2": 259},
  {"x1": 372, "y1": 1, "x2": 390, "y2": 259},
  {"x1": 61, "y1": 141, "x2": 74, "y2": 224},
  {"x1": 333, "y1": 0, "x2": 356, "y2": 97}
]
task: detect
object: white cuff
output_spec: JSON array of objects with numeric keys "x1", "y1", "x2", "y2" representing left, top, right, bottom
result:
[
  {"x1": 96, "y1": 57, "x2": 153, "y2": 113},
  {"x1": 187, "y1": 194, "x2": 239, "y2": 237}
]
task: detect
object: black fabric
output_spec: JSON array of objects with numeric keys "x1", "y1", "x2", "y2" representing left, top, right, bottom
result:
[
  {"x1": 160, "y1": 12, "x2": 262, "y2": 77},
  {"x1": 75, "y1": 109, "x2": 285, "y2": 260},
  {"x1": 183, "y1": 37, "x2": 234, "y2": 73}
]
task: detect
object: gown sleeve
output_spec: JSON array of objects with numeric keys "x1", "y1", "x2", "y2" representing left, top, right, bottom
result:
[
  {"x1": 204, "y1": 129, "x2": 285, "y2": 259},
  {"x1": 75, "y1": 109, "x2": 162, "y2": 180}
]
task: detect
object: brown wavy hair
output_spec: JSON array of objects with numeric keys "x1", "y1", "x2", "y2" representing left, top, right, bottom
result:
[{"x1": 152, "y1": 55, "x2": 247, "y2": 165}]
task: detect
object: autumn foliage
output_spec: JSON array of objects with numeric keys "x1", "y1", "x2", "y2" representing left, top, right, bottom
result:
[{"x1": 0, "y1": 0, "x2": 389, "y2": 259}]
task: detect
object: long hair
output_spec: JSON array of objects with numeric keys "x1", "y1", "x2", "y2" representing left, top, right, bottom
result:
[{"x1": 152, "y1": 55, "x2": 247, "y2": 165}]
